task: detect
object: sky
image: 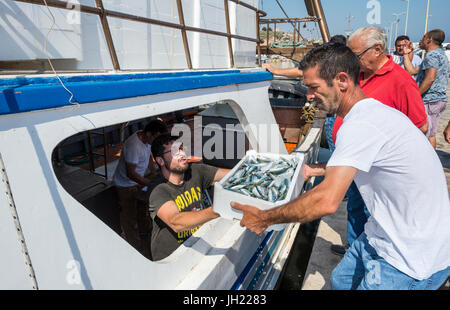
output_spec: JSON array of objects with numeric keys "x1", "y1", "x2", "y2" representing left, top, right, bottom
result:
[{"x1": 259, "y1": 0, "x2": 450, "y2": 45}]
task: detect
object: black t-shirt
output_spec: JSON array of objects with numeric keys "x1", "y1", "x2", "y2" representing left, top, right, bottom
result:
[{"x1": 149, "y1": 163, "x2": 218, "y2": 261}]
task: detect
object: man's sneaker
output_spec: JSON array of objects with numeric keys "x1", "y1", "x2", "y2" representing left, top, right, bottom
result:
[{"x1": 330, "y1": 244, "x2": 350, "y2": 256}]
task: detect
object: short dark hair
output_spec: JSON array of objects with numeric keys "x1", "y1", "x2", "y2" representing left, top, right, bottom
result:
[
  {"x1": 151, "y1": 133, "x2": 178, "y2": 159},
  {"x1": 143, "y1": 118, "x2": 167, "y2": 136},
  {"x1": 330, "y1": 35, "x2": 346, "y2": 45},
  {"x1": 426, "y1": 29, "x2": 445, "y2": 46},
  {"x1": 299, "y1": 42, "x2": 360, "y2": 86},
  {"x1": 395, "y1": 35, "x2": 410, "y2": 44}
]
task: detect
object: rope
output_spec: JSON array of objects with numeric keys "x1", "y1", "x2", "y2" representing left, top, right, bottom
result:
[
  {"x1": 42, "y1": 0, "x2": 78, "y2": 106},
  {"x1": 301, "y1": 102, "x2": 318, "y2": 124}
]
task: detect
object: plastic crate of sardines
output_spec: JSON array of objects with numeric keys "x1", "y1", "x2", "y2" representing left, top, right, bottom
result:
[{"x1": 213, "y1": 150, "x2": 305, "y2": 231}]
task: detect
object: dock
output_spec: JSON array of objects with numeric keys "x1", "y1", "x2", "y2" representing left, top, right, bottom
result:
[{"x1": 301, "y1": 81, "x2": 450, "y2": 290}]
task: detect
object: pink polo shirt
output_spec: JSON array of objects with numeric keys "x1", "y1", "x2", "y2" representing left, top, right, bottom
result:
[{"x1": 332, "y1": 55, "x2": 427, "y2": 144}]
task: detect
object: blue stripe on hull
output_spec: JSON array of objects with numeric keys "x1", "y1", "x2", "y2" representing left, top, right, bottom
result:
[{"x1": 231, "y1": 230, "x2": 276, "y2": 290}]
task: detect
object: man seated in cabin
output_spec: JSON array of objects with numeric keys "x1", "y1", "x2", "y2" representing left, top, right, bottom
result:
[
  {"x1": 148, "y1": 134, "x2": 230, "y2": 261},
  {"x1": 232, "y1": 43, "x2": 450, "y2": 290},
  {"x1": 113, "y1": 119, "x2": 168, "y2": 253}
]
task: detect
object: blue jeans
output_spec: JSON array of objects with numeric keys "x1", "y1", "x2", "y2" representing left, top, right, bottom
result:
[
  {"x1": 331, "y1": 232, "x2": 450, "y2": 290},
  {"x1": 324, "y1": 115, "x2": 336, "y2": 152},
  {"x1": 346, "y1": 182, "x2": 370, "y2": 245}
]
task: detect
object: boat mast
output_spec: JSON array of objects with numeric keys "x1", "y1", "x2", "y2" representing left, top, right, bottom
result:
[{"x1": 304, "y1": 0, "x2": 330, "y2": 42}]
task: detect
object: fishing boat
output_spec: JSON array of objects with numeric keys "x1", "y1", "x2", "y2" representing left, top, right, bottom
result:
[{"x1": 0, "y1": 0, "x2": 329, "y2": 289}]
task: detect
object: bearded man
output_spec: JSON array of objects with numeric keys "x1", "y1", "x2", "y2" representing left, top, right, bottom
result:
[
  {"x1": 148, "y1": 134, "x2": 229, "y2": 261},
  {"x1": 232, "y1": 43, "x2": 450, "y2": 290}
]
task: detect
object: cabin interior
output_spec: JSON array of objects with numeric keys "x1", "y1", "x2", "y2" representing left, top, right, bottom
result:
[{"x1": 51, "y1": 86, "x2": 311, "y2": 260}]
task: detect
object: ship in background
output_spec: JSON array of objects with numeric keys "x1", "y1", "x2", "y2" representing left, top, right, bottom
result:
[{"x1": 0, "y1": 0, "x2": 329, "y2": 289}]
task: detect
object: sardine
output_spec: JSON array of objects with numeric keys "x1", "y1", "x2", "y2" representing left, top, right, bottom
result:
[{"x1": 224, "y1": 154, "x2": 299, "y2": 203}]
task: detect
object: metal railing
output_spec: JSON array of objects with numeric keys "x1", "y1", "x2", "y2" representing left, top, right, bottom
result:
[
  {"x1": 13, "y1": 0, "x2": 267, "y2": 71},
  {"x1": 260, "y1": 17, "x2": 320, "y2": 47}
]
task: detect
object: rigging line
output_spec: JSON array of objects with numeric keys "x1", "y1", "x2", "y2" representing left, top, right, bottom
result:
[
  {"x1": 274, "y1": 0, "x2": 302, "y2": 41},
  {"x1": 42, "y1": 0, "x2": 78, "y2": 106}
]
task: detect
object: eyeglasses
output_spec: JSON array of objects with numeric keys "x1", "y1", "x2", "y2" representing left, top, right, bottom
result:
[
  {"x1": 161, "y1": 142, "x2": 187, "y2": 157},
  {"x1": 355, "y1": 45, "x2": 375, "y2": 59}
]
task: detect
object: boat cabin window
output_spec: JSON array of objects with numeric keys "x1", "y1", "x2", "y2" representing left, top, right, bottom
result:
[
  {"x1": 52, "y1": 103, "x2": 251, "y2": 260},
  {"x1": 52, "y1": 97, "x2": 308, "y2": 261}
]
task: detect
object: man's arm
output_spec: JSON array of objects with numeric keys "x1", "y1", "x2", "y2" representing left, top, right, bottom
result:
[
  {"x1": 397, "y1": 79, "x2": 428, "y2": 134},
  {"x1": 146, "y1": 154, "x2": 159, "y2": 176},
  {"x1": 231, "y1": 166, "x2": 357, "y2": 234},
  {"x1": 418, "y1": 122, "x2": 429, "y2": 135},
  {"x1": 126, "y1": 163, "x2": 151, "y2": 186},
  {"x1": 419, "y1": 68, "x2": 438, "y2": 95},
  {"x1": 262, "y1": 64, "x2": 303, "y2": 78},
  {"x1": 402, "y1": 42, "x2": 420, "y2": 75},
  {"x1": 156, "y1": 201, "x2": 219, "y2": 233},
  {"x1": 212, "y1": 168, "x2": 231, "y2": 185},
  {"x1": 444, "y1": 121, "x2": 450, "y2": 143},
  {"x1": 304, "y1": 162, "x2": 327, "y2": 178}
]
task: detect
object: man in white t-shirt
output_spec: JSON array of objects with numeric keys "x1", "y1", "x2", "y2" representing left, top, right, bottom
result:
[
  {"x1": 232, "y1": 43, "x2": 450, "y2": 289},
  {"x1": 392, "y1": 35, "x2": 422, "y2": 81},
  {"x1": 113, "y1": 119, "x2": 167, "y2": 252}
]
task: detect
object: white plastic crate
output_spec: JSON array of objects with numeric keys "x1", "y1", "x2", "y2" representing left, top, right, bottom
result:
[{"x1": 213, "y1": 150, "x2": 305, "y2": 231}]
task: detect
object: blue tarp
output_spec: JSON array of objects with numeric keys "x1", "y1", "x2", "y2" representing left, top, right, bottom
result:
[{"x1": 0, "y1": 70, "x2": 273, "y2": 115}]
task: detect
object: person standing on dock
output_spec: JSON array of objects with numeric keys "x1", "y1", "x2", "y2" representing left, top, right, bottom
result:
[
  {"x1": 392, "y1": 35, "x2": 422, "y2": 81},
  {"x1": 232, "y1": 43, "x2": 450, "y2": 290},
  {"x1": 113, "y1": 119, "x2": 168, "y2": 253},
  {"x1": 415, "y1": 29, "x2": 449, "y2": 149},
  {"x1": 328, "y1": 27, "x2": 429, "y2": 257}
]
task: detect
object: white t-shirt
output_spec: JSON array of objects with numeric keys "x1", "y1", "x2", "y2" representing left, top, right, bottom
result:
[
  {"x1": 392, "y1": 53, "x2": 423, "y2": 80},
  {"x1": 327, "y1": 98, "x2": 450, "y2": 280},
  {"x1": 113, "y1": 132, "x2": 151, "y2": 187}
]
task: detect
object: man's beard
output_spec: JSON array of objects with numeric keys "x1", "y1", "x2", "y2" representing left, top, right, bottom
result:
[
  {"x1": 164, "y1": 158, "x2": 188, "y2": 174},
  {"x1": 314, "y1": 93, "x2": 339, "y2": 114}
]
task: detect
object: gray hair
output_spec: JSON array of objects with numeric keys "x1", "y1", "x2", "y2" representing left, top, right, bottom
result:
[{"x1": 348, "y1": 27, "x2": 387, "y2": 51}]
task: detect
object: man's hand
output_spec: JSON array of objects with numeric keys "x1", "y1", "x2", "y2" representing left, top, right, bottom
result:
[
  {"x1": 304, "y1": 163, "x2": 327, "y2": 179},
  {"x1": 444, "y1": 122, "x2": 450, "y2": 143},
  {"x1": 231, "y1": 202, "x2": 267, "y2": 234},
  {"x1": 262, "y1": 63, "x2": 275, "y2": 73},
  {"x1": 262, "y1": 64, "x2": 303, "y2": 78},
  {"x1": 402, "y1": 41, "x2": 420, "y2": 75},
  {"x1": 403, "y1": 41, "x2": 414, "y2": 55},
  {"x1": 303, "y1": 164, "x2": 315, "y2": 180}
]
